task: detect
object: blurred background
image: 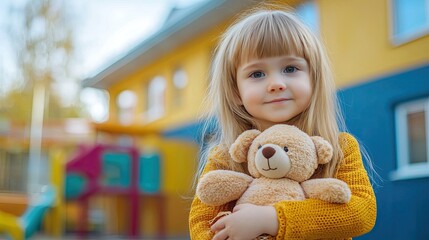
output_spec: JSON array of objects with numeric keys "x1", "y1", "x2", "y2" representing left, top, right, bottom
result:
[{"x1": 0, "y1": 0, "x2": 428, "y2": 239}]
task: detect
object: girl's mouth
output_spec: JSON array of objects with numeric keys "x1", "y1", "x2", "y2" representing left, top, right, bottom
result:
[{"x1": 266, "y1": 98, "x2": 290, "y2": 104}]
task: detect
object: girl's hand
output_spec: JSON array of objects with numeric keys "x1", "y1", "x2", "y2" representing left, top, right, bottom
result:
[{"x1": 211, "y1": 203, "x2": 278, "y2": 240}]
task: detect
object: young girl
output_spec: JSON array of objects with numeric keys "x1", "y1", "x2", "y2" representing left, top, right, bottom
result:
[{"x1": 189, "y1": 7, "x2": 376, "y2": 240}]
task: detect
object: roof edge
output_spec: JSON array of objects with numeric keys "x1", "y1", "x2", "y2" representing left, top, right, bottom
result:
[{"x1": 82, "y1": 0, "x2": 234, "y2": 89}]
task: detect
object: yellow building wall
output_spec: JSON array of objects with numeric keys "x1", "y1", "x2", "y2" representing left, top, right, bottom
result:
[
  {"x1": 107, "y1": 27, "x2": 220, "y2": 129},
  {"x1": 319, "y1": 0, "x2": 429, "y2": 87}
]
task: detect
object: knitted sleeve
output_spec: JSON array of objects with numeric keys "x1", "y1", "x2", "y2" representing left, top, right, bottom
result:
[
  {"x1": 188, "y1": 146, "x2": 236, "y2": 240},
  {"x1": 273, "y1": 133, "x2": 377, "y2": 239}
]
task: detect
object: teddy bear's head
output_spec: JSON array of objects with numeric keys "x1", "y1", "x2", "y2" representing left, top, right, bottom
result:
[{"x1": 229, "y1": 124, "x2": 333, "y2": 182}]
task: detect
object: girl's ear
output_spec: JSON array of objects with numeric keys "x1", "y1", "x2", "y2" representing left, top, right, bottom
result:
[
  {"x1": 311, "y1": 136, "x2": 333, "y2": 164},
  {"x1": 229, "y1": 129, "x2": 260, "y2": 163}
]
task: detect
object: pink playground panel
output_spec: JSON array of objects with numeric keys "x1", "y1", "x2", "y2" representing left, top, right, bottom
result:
[{"x1": 66, "y1": 145, "x2": 144, "y2": 237}]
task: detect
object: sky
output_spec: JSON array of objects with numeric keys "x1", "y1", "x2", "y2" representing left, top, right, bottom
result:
[
  {"x1": 71, "y1": 0, "x2": 205, "y2": 79},
  {"x1": 0, "y1": 0, "x2": 207, "y2": 122}
]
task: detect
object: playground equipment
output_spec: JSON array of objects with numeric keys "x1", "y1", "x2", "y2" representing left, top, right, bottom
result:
[
  {"x1": 0, "y1": 143, "x2": 165, "y2": 239},
  {"x1": 65, "y1": 144, "x2": 164, "y2": 238},
  {"x1": 0, "y1": 152, "x2": 64, "y2": 240}
]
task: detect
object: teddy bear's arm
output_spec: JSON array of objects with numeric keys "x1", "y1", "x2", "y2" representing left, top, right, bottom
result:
[
  {"x1": 301, "y1": 178, "x2": 351, "y2": 203},
  {"x1": 196, "y1": 170, "x2": 253, "y2": 206}
]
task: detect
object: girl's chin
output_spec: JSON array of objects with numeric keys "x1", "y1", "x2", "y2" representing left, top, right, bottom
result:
[{"x1": 257, "y1": 120, "x2": 290, "y2": 130}]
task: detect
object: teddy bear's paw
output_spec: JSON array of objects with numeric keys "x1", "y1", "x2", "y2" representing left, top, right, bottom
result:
[
  {"x1": 196, "y1": 170, "x2": 253, "y2": 206},
  {"x1": 302, "y1": 178, "x2": 351, "y2": 203},
  {"x1": 322, "y1": 179, "x2": 352, "y2": 203}
]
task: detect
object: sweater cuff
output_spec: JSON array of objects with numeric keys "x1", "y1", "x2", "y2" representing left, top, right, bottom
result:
[{"x1": 274, "y1": 204, "x2": 286, "y2": 239}]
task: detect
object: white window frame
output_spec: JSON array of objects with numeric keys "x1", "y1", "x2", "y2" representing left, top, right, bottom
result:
[
  {"x1": 172, "y1": 67, "x2": 188, "y2": 108},
  {"x1": 144, "y1": 76, "x2": 166, "y2": 122},
  {"x1": 391, "y1": 97, "x2": 429, "y2": 180},
  {"x1": 389, "y1": 0, "x2": 429, "y2": 46},
  {"x1": 117, "y1": 90, "x2": 137, "y2": 125}
]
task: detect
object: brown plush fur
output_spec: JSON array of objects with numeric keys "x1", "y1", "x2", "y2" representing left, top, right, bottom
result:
[{"x1": 196, "y1": 124, "x2": 351, "y2": 207}]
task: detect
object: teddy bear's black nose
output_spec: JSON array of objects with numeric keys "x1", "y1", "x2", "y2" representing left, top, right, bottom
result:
[{"x1": 262, "y1": 146, "x2": 276, "y2": 159}]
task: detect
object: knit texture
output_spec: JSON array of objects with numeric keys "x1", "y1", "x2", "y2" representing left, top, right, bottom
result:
[{"x1": 189, "y1": 133, "x2": 376, "y2": 239}]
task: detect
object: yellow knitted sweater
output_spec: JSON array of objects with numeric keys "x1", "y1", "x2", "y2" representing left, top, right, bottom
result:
[{"x1": 189, "y1": 133, "x2": 376, "y2": 239}]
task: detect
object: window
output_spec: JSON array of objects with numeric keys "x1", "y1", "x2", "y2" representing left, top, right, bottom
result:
[
  {"x1": 392, "y1": 97, "x2": 429, "y2": 180},
  {"x1": 295, "y1": 0, "x2": 319, "y2": 34},
  {"x1": 144, "y1": 76, "x2": 166, "y2": 122},
  {"x1": 390, "y1": 0, "x2": 429, "y2": 45},
  {"x1": 172, "y1": 68, "x2": 188, "y2": 108},
  {"x1": 117, "y1": 90, "x2": 137, "y2": 125},
  {"x1": 0, "y1": 150, "x2": 29, "y2": 193}
]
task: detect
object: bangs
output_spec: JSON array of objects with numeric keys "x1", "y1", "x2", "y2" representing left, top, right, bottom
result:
[{"x1": 228, "y1": 11, "x2": 311, "y2": 68}]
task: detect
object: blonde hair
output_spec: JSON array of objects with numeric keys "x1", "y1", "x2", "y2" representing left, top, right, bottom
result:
[{"x1": 197, "y1": 7, "x2": 346, "y2": 180}]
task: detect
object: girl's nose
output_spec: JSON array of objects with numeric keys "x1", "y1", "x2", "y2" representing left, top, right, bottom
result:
[{"x1": 268, "y1": 77, "x2": 286, "y2": 92}]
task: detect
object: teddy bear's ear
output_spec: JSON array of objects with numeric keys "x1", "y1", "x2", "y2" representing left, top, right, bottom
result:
[
  {"x1": 311, "y1": 136, "x2": 334, "y2": 164},
  {"x1": 229, "y1": 129, "x2": 261, "y2": 163}
]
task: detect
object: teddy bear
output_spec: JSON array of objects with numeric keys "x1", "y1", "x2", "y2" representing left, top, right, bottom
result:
[{"x1": 196, "y1": 124, "x2": 351, "y2": 208}]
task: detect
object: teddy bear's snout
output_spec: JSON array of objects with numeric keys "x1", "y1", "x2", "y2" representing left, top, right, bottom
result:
[
  {"x1": 262, "y1": 146, "x2": 276, "y2": 159},
  {"x1": 256, "y1": 143, "x2": 291, "y2": 178}
]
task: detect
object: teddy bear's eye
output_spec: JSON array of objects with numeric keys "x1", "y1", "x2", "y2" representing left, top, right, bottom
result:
[
  {"x1": 283, "y1": 146, "x2": 289, "y2": 152},
  {"x1": 258, "y1": 145, "x2": 262, "y2": 149}
]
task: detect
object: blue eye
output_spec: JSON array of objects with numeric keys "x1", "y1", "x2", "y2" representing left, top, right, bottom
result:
[
  {"x1": 283, "y1": 66, "x2": 298, "y2": 73},
  {"x1": 250, "y1": 71, "x2": 265, "y2": 78}
]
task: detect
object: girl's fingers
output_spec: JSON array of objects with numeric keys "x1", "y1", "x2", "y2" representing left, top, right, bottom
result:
[
  {"x1": 212, "y1": 228, "x2": 228, "y2": 240},
  {"x1": 233, "y1": 203, "x2": 249, "y2": 212},
  {"x1": 211, "y1": 218, "x2": 225, "y2": 232}
]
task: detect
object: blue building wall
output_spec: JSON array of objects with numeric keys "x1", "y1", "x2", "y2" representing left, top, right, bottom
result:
[{"x1": 339, "y1": 63, "x2": 429, "y2": 239}]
